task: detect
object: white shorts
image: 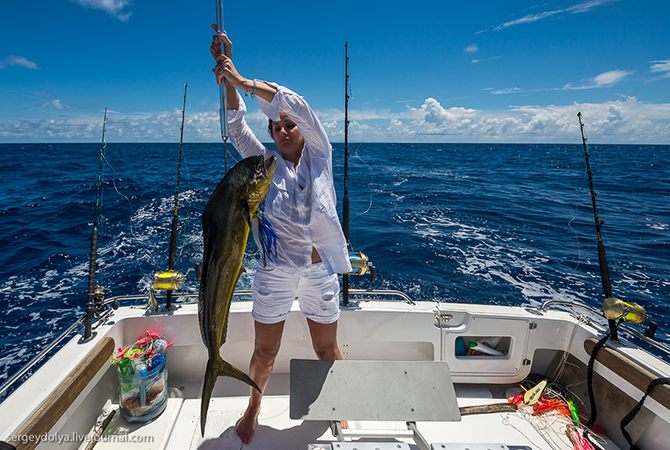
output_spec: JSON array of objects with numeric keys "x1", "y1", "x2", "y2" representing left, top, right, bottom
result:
[{"x1": 251, "y1": 263, "x2": 341, "y2": 325}]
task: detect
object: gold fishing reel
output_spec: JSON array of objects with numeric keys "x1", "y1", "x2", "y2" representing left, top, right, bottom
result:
[
  {"x1": 602, "y1": 297, "x2": 647, "y2": 324},
  {"x1": 347, "y1": 252, "x2": 376, "y2": 282},
  {"x1": 152, "y1": 271, "x2": 184, "y2": 291}
]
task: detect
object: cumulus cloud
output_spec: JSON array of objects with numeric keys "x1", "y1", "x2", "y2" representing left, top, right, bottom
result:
[
  {"x1": 464, "y1": 44, "x2": 479, "y2": 54},
  {"x1": 70, "y1": 0, "x2": 133, "y2": 21},
  {"x1": 0, "y1": 55, "x2": 39, "y2": 70},
  {"x1": 317, "y1": 96, "x2": 670, "y2": 144},
  {"x1": 493, "y1": 0, "x2": 617, "y2": 31},
  {"x1": 4, "y1": 96, "x2": 670, "y2": 144}
]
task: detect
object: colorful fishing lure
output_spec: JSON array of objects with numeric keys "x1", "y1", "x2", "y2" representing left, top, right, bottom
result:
[{"x1": 252, "y1": 211, "x2": 278, "y2": 267}]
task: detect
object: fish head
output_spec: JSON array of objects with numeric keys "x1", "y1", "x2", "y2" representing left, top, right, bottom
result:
[{"x1": 234, "y1": 154, "x2": 277, "y2": 211}]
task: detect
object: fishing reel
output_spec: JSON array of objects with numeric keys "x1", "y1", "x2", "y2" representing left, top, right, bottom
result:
[
  {"x1": 152, "y1": 265, "x2": 202, "y2": 291},
  {"x1": 152, "y1": 271, "x2": 185, "y2": 291},
  {"x1": 602, "y1": 297, "x2": 647, "y2": 324},
  {"x1": 348, "y1": 252, "x2": 376, "y2": 283}
]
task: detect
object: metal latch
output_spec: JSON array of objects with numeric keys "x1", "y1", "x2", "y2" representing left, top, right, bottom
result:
[{"x1": 435, "y1": 313, "x2": 453, "y2": 323}]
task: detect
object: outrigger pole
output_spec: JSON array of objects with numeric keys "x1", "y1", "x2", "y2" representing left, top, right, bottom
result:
[
  {"x1": 165, "y1": 83, "x2": 188, "y2": 310},
  {"x1": 578, "y1": 112, "x2": 619, "y2": 340},
  {"x1": 83, "y1": 108, "x2": 108, "y2": 341},
  {"x1": 216, "y1": 0, "x2": 229, "y2": 172},
  {"x1": 343, "y1": 42, "x2": 351, "y2": 306}
]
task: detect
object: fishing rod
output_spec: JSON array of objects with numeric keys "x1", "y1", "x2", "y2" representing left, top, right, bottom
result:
[
  {"x1": 216, "y1": 0, "x2": 229, "y2": 172},
  {"x1": 343, "y1": 42, "x2": 351, "y2": 305},
  {"x1": 82, "y1": 108, "x2": 109, "y2": 342},
  {"x1": 164, "y1": 83, "x2": 188, "y2": 310},
  {"x1": 153, "y1": 84, "x2": 202, "y2": 307},
  {"x1": 342, "y1": 43, "x2": 374, "y2": 307},
  {"x1": 577, "y1": 112, "x2": 647, "y2": 341}
]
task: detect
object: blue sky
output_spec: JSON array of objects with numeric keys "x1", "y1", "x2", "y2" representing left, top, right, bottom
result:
[{"x1": 1, "y1": 0, "x2": 669, "y2": 143}]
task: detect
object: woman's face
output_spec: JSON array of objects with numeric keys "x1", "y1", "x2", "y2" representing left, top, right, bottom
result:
[{"x1": 272, "y1": 113, "x2": 304, "y2": 160}]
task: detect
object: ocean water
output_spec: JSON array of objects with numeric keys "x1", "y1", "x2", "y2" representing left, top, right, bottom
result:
[{"x1": 0, "y1": 142, "x2": 668, "y2": 396}]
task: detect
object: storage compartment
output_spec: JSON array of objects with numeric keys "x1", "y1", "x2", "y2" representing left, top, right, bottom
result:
[
  {"x1": 440, "y1": 313, "x2": 533, "y2": 383},
  {"x1": 455, "y1": 336, "x2": 511, "y2": 357}
]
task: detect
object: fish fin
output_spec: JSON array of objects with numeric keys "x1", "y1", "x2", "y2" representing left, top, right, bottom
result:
[
  {"x1": 220, "y1": 358, "x2": 260, "y2": 393},
  {"x1": 200, "y1": 356, "x2": 260, "y2": 436},
  {"x1": 251, "y1": 214, "x2": 266, "y2": 267},
  {"x1": 242, "y1": 204, "x2": 252, "y2": 227},
  {"x1": 200, "y1": 358, "x2": 217, "y2": 436}
]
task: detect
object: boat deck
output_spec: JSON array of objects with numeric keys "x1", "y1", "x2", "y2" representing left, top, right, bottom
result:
[
  {"x1": 4, "y1": 300, "x2": 664, "y2": 450},
  {"x1": 93, "y1": 374, "x2": 621, "y2": 450}
]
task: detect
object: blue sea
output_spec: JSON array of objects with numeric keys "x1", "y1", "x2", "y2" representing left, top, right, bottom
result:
[{"x1": 1, "y1": 142, "x2": 669, "y2": 396}]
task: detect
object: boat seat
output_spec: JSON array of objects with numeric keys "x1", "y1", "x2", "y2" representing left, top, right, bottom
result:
[{"x1": 289, "y1": 359, "x2": 460, "y2": 449}]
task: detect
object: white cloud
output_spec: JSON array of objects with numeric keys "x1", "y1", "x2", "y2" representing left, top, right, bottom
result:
[
  {"x1": 494, "y1": 0, "x2": 617, "y2": 31},
  {"x1": 0, "y1": 55, "x2": 39, "y2": 70},
  {"x1": 3, "y1": 96, "x2": 670, "y2": 144},
  {"x1": 37, "y1": 99, "x2": 67, "y2": 110},
  {"x1": 464, "y1": 44, "x2": 479, "y2": 54},
  {"x1": 491, "y1": 87, "x2": 522, "y2": 95},
  {"x1": 320, "y1": 96, "x2": 670, "y2": 144},
  {"x1": 563, "y1": 69, "x2": 633, "y2": 89},
  {"x1": 70, "y1": 0, "x2": 133, "y2": 21},
  {"x1": 649, "y1": 60, "x2": 670, "y2": 80},
  {"x1": 591, "y1": 69, "x2": 633, "y2": 86}
]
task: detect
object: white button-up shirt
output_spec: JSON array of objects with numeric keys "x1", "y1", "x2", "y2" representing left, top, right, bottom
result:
[{"x1": 228, "y1": 85, "x2": 352, "y2": 276}]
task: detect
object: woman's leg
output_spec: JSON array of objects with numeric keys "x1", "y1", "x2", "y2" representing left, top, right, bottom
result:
[
  {"x1": 236, "y1": 320, "x2": 285, "y2": 444},
  {"x1": 306, "y1": 318, "x2": 342, "y2": 361},
  {"x1": 306, "y1": 318, "x2": 348, "y2": 430}
]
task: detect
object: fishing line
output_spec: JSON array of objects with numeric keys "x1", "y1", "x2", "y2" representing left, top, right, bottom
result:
[
  {"x1": 568, "y1": 167, "x2": 589, "y2": 272},
  {"x1": 344, "y1": 84, "x2": 374, "y2": 252},
  {"x1": 100, "y1": 151, "x2": 152, "y2": 280},
  {"x1": 176, "y1": 95, "x2": 195, "y2": 262},
  {"x1": 581, "y1": 128, "x2": 631, "y2": 304}
]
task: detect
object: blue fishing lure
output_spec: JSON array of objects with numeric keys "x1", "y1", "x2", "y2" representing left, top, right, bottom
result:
[{"x1": 251, "y1": 211, "x2": 278, "y2": 267}]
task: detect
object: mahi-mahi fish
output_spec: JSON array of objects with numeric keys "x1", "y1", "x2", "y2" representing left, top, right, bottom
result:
[{"x1": 198, "y1": 154, "x2": 277, "y2": 436}]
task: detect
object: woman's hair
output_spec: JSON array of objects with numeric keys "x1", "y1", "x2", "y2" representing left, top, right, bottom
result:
[{"x1": 267, "y1": 118, "x2": 273, "y2": 137}]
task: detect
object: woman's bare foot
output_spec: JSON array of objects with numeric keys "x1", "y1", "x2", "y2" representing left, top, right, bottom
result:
[{"x1": 236, "y1": 404, "x2": 261, "y2": 445}]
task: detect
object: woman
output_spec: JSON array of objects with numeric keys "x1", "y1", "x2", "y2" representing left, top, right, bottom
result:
[{"x1": 210, "y1": 29, "x2": 352, "y2": 444}]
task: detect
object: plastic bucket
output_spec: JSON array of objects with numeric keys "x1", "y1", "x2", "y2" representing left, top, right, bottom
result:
[{"x1": 117, "y1": 358, "x2": 168, "y2": 422}]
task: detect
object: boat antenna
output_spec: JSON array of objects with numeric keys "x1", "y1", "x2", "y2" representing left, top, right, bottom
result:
[
  {"x1": 216, "y1": 0, "x2": 229, "y2": 172},
  {"x1": 82, "y1": 108, "x2": 108, "y2": 342},
  {"x1": 577, "y1": 112, "x2": 620, "y2": 339},
  {"x1": 164, "y1": 83, "x2": 188, "y2": 309},
  {"x1": 343, "y1": 42, "x2": 351, "y2": 305}
]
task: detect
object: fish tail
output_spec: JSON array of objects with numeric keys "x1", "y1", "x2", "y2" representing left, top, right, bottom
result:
[
  {"x1": 200, "y1": 356, "x2": 261, "y2": 436},
  {"x1": 220, "y1": 357, "x2": 261, "y2": 393},
  {"x1": 200, "y1": 358, "x2": 217, "y2": 436}
]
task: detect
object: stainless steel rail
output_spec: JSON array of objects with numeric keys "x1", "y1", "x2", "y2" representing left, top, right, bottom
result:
[
  {"x1": 538, "y1": 299, "x2": 670, "y2": 357},
  {"x1": 0, "y1": 317, "x2": 84, "y2": 398},
  {"x1": 100, "y1": 289, "x2": 415, "y2": 307},
  {"x1": 0, "y1": 289, "x2": 415, "y2": 399}
]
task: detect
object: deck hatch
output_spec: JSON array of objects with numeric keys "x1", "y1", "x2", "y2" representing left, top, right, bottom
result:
[{"x1": 289, "y1": 360, "x2": 460, "y2": 422}]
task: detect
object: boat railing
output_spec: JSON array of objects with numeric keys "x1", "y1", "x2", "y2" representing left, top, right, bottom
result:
[
  {"x1": 536, "y1": 299, "x2": 670, "y2": 358},
  {"x1": 97, "y1": 288, "x2": 416, "y2": 307},
  {"x1": 0, "y1": 289, "x2": 414, "y2": 400}
]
